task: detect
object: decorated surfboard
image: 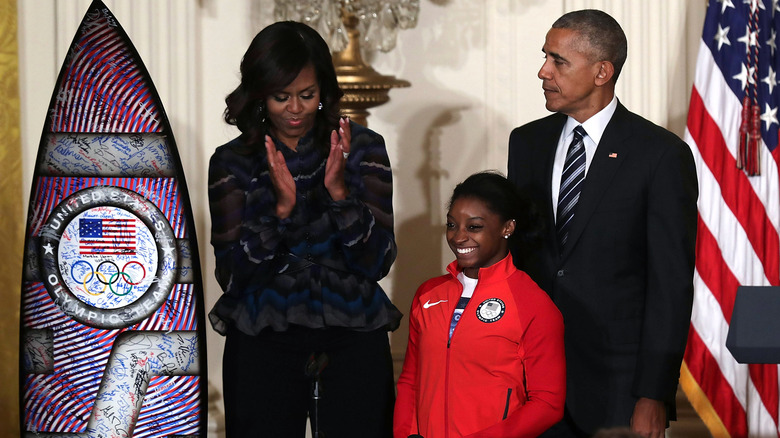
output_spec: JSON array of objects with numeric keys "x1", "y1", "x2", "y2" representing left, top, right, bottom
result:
[{"x1": 19, "y1": 1, "x2": 207, "y2": 437}]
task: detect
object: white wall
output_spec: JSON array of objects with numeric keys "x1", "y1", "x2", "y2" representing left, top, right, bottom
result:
[{"x1": 16, "y1": 1, "x2": 705, "y2": 435}]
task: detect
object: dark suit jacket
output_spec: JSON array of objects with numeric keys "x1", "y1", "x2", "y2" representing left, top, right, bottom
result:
[{"x1": 507, "y1": 102, "x2": 698, "y2": 433}]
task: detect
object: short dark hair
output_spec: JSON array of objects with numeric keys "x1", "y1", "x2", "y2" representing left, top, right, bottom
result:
[
  {"x1": 223, "y1": 21, "x2": 343, "y2": 151},
  {"x1": 448, "y1": 171, "x2": 543, "y2": 247},
  {"x1": 553, "y1": 9, "x2": 628, "y2": 82}
]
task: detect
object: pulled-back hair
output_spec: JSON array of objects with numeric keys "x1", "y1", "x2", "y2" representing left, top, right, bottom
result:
[
  {"x1": 223, "y1": 21, "x2": 343, "y2": 152},
  {"x1": 448, "y1": 171, "x2": 543, "y2": 248},
  {"x1": 553, "y1": 9, "x2": 628, "y2": 82}
]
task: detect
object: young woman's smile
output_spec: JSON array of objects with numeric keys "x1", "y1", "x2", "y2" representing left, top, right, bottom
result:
[{"x1": 447, "y1": 197, "x2": 514, "y2": 279}]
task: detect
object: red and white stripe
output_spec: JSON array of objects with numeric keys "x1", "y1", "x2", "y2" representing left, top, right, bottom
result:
[{"x1": 683, "y1": 35, "x2": 780, "y2": 437}]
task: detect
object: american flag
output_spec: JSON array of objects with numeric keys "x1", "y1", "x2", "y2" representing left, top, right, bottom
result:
[
  {"x1": 78, "y1": 218, "x2": 136, "y2": 255},
  {"x1": 683, "y1": 0, "x2": 780, "y2": 436}
]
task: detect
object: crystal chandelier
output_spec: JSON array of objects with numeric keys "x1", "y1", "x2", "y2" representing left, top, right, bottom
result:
[
  {"x1": 274, "y1": 0, "x2": 420, "y2": 126},
  {"x1": 274, "y1": 0, "x2": 419, "y2": 53}
]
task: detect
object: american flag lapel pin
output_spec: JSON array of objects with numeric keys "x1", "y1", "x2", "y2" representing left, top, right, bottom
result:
[{"x1": 608, "y1": 152, "x2": 618, "y2": 158}]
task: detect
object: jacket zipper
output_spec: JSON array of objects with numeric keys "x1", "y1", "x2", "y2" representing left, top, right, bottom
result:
[
  {"x1": 444, "y1": 341, "x2": 451, "y2": 438},
  {"x1": 445, "y1": 278, "x2": 478, "y2": 437},
  {"x1": 448, "y1": 280, "x2": 471, "y2": 347}
]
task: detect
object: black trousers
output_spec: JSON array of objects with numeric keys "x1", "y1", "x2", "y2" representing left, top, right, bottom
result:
[{"x1": 222, "y1": 325, "x2": 395, "y2": 438}]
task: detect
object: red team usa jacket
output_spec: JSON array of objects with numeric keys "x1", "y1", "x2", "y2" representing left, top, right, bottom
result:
[{"x1": 394, "y1": 254, "x2": 565, "y2": 438}]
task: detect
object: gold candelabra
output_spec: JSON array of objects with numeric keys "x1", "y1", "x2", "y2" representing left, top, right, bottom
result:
[{"x1": 331, "y1": 10, "x2": 409, "y2": 127}]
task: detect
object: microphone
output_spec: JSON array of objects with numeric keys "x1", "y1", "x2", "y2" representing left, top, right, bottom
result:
[
  {"x1": 306, "y1": 352, "x2": 329, "y2": 438},
  {"x1": 305, "y1": 352, "x2": 329, "y2": 378}
]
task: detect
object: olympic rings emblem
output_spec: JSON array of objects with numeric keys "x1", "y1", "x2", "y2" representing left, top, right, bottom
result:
[{"x1": 70, "y1": 260, "x2": 147, "y2": 297}]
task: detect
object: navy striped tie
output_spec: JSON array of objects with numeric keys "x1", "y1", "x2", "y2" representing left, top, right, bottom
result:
[{"x1": 557, "y1": 125, "x2": 587, "y2": 248}]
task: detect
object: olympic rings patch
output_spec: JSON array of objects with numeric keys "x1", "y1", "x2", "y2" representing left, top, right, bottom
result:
[
  {"x1": 476, "y1": 298, "x2": 506, "y2": 323},
  {"x1": 70, "y1": 260, "x2": 147, "y2": 299},
  {"x1": 39, "y1": 186, "x2": 177, "y2": 328}
]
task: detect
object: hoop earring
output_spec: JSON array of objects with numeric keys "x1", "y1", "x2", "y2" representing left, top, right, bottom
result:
[{"x1": 318, "y1": 102, "x2": 323, "y2": 111}]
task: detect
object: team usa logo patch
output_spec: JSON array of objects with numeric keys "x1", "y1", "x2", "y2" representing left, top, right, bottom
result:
[{"x1": 476, "y1": 298, "x2": 505, "y2": 323}]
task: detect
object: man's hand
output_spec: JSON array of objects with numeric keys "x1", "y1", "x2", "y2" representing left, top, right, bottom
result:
[{"x1": 630, "y1": 397, "x2": 666, "y2": 438}]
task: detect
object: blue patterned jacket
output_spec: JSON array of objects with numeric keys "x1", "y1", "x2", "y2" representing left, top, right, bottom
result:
[{"x1": 207, "y1": 121, "x2": 401, "y2": 335}]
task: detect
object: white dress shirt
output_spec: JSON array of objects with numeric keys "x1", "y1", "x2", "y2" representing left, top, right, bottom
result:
[{"x1": 551, "y1": 96, "x2": 618, "y2": 220}]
